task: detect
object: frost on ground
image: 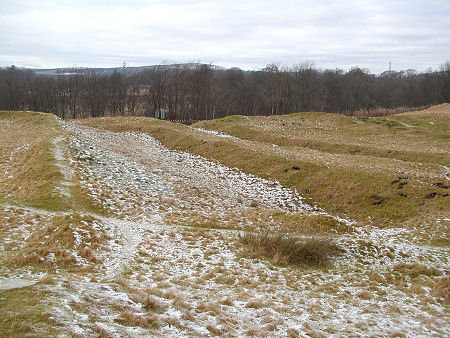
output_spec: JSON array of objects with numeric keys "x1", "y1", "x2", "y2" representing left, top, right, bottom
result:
[
  {"x1": 1, "y1": 117, "x2": 449, "y2": 337},
  {"x1": 194, "y1": 127, "x2": 240, "y2": 140}
]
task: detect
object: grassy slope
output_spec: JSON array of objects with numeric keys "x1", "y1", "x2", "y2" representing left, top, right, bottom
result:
[
  {"x1": 0, "y1": 111, "x2": 68, "y2": 211},
  {"x1": 77, "y1": 104, "x2": 449, "y2": 229},
  {"x1": 0, "y1": 111, "x2": 108, "y2": 336},
  {"x1": 0, "y1": 111, "x2": 108, "y2": 215}
]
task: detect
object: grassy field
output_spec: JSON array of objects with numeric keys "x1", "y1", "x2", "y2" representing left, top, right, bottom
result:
[
  {"x1": 77, "y1": 104, "x2": 449, "y2": 236},
  {"x1": 1, "y1": 108, "x2": 448, "y2": 336}
]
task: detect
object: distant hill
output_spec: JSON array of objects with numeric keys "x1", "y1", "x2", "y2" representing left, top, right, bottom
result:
[{"x1": 31, "y1": 63, "x2": 228, "y2": 76}]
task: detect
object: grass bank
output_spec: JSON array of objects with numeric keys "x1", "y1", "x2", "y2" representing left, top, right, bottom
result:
[{"x1": 76, "y1": 105, "x2": 449, "y2": 231}]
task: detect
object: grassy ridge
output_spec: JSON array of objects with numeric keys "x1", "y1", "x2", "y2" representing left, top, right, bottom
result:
[
  {"x1": 0, "y1": 111, "x2": 108, "y2": 215},
  {"x1": 76, "y1": 105, "x2": 449, "y2": 229},
  {"x1": 0, "y1": 111, "x2": 69, "y2": 211},
  {"x1": 195, "y1": 108, "x2": 449, "y2": 165}
]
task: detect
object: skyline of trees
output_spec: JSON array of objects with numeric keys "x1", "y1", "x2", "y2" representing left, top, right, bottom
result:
[{"x1": 0, "y1": 61, "x2": 449, "y2": 121}]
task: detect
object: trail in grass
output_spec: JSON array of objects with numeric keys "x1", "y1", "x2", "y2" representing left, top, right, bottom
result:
[
  {"x1": 51, "y1": 135, "x2": 74, "y2": 198},
  {"x1": 64, "y1": 122, "x2": 320, "y2": 226}
]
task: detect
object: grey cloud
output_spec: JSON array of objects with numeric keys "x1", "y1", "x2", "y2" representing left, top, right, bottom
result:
[{"x1": 0, "y1": 0, "x2": 448, "y2": 73}]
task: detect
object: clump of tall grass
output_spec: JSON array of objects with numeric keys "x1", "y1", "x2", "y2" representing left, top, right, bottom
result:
[
  {"x1": 237, "y1": 231, "x2": 341, "y2": 267},
  {"x1": 432, "y1": 276, "x2": 449, "y2": 304}
]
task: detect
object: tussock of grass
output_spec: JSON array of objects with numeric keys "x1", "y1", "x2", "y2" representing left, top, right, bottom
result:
[
  {"x1": 115, "y1": 311, "x2": 159, "y2": 329},
  {"x1": 207, "y1": 324, "x2": 225, "y2": 335},
  {"x1": 393, "y1": 263, "x2": 442, "y2": 278},
  {"x1": 238, "y1": 232, "x2": 341, "y2": 267},
  {"x1": 432, "y1": 276, "x2": 450, "y2": 304},
  {"x1": 141, "y1": 296, "x2": 168, "y2": 313},
  {"x1": 245, "y1": 298, "x2": 266, "y2": 309},
  {"x1": 6, "y1": 213, "x2": 109, "y2": 270}
]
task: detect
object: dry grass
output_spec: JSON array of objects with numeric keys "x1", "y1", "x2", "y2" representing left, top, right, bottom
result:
[
  {"x1": 0, "y1": 111, "x2": 69, "y2": 211},
  {"x1": 245, "y1": 298, "x2": 266, "y2": 309},
  {"x1": 2, "y1": 110, "x2": 448, "y2": 336},
  {"x1": 238, "y1": 231, "x2": 341, "y2": 267},
  {"x1": 206, "y1": 324, "x2": 225, "y2": 335},
  {"x1": 75, "y1": 105, "x2": 450, "y2": 230},
  {"x1": 128, "y1": 293, "x2": 168, "y2": 313},
  {"x1": 0, "y1": 111, "x2": 113, "y2": 217},
  {"x1": 5, "y1": 212, "x2": 109, "y2": 270},
  {"x1": 0, "y1": 287, "x2": 59, "y2": 336},
  {"x1": 241, "y1": 209, "x2": 351, "y2": 235},
  {"x1": 220, "y1": 297, "x2": 234, "y2": 306},
  {"x1": 115, "y1": 311, "x2": 159, "y2": 329},
  {"x1": 352, "y1": 105, "x2": 430, "y2": 117},
  {"x1": 393, "y1": 263, "x2": 442, "y2": 279},
  {"x1": 432, "y1": 276, "x2": 450, "y2": 304}
]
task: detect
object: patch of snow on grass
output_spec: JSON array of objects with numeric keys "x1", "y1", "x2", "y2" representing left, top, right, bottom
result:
[{"x1": 194, "y1": 127, "x2": 240, "y2": 140}]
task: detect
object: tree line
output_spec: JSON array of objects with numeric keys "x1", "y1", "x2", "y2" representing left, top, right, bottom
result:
[{"x1": 0, "y1": 61, "x2": 449, "y2": 120}]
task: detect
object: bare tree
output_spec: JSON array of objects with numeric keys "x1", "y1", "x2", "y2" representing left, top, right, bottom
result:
[
  {"x1": 261, "y1": 63, "x2": 284, "y2": 115},
  {"x1": 84, "y1": 70, "x2": 109, "y2": 118},
  {"x1": 188, "y1": 64, "x2": 213, "y2": 120},
  {"x1": 108, "y1": 70, "x2": 127, "y2": 115},
  {"x1": 290, "y1": 61, "x2": 322, "y2": 112},
  {"x1": 0, "y1": 66, "x2": 31, "y2": 110},
  {"x1": 167, "y1": 64, "x2": 188, "y2": 120},
  {"x1": 145, "y1": 63, "x2": 168, "y2": 119},
  {"x1": 67, "y1": 69, "x2": 83, "y2": 119}
]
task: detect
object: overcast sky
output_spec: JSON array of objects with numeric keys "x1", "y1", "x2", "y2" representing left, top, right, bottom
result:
[{"x1": 0, "y1": 0, "x2": 449, "y2": 74}]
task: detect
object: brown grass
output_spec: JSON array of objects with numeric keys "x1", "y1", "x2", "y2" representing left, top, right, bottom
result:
[
  {"x1": 5, "y1": 212, "x2": 109, "y2": 270},
  {"x1": 238, "y1": 231, "x2": 341, "y2": 267},
  {"x1": 242, "y1": 209, "x2": 351, "y2": 235},
  {"x1": 352, "y1": 105, "x2": 430, "y2": 117},
  {"x1": 431, "y1": 276, "x2": 450, "y2": 304},
  {"x1": 115, "y1": 311, "x2": 159, "y2": 329},
  {"x1": 220, "y1": 298, "x2": 234, "y2": 306},
  {"x1": 0, "y1": 111, "x2": 69, "y2": 211},
  {"x1": 0, "y1": 287, "x2": 60, "y2": 336},
  {"x1": 393, "y1": 263, "x2": 442, "y2": 279},
  {"x1": 141, "y1": 296, "x2": 163, "y2": 312},
  {"x1": 245, "y1": 299, "x2": 266, "y2": 309},
  {"x1": 206, "y1": 324, "x2": 225, "y2": 335},
  {"x1": 75, "y1": 105, "x2": 450, "y2": 230}
]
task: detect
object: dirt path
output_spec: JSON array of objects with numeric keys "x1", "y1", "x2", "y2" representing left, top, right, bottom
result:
[{"x1": 1, "y1": 118, "x2": 449, "y2": 337}]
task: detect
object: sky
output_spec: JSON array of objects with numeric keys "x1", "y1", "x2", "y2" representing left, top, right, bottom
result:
[{"x1": 0, "y1": 0, "x2": 449, "y2": 74}]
